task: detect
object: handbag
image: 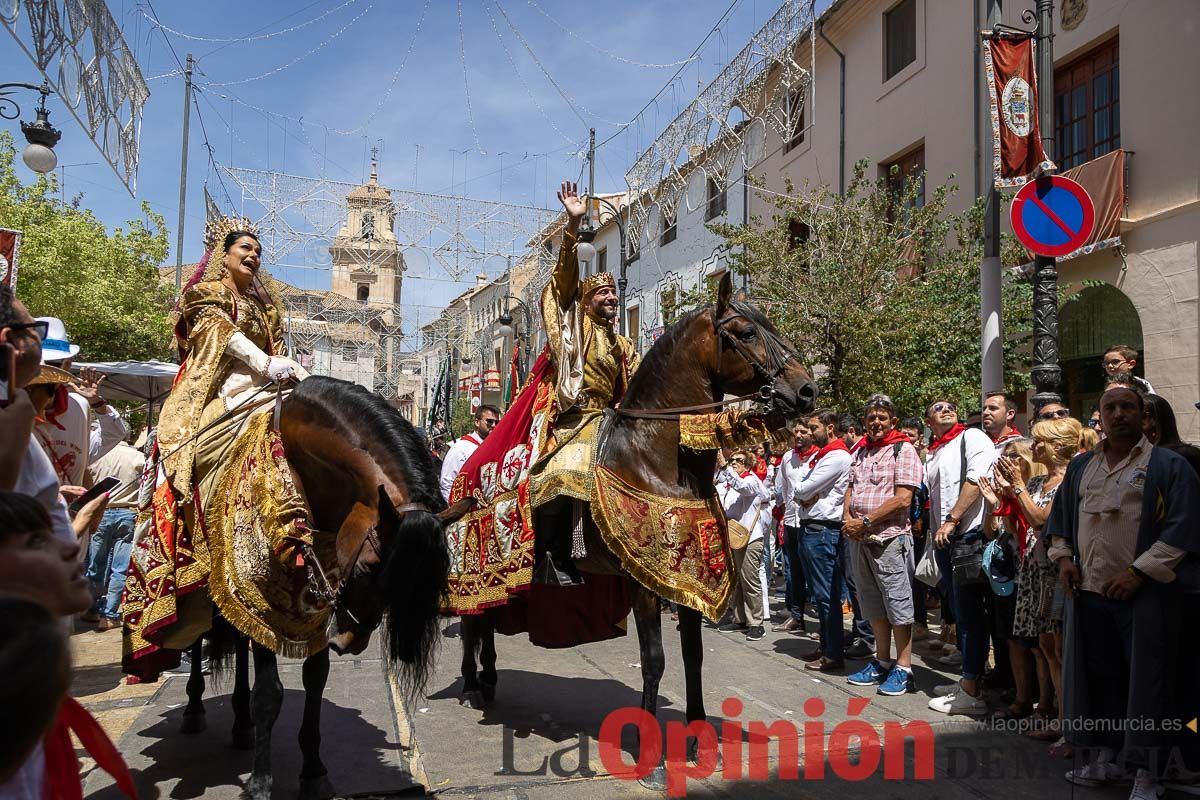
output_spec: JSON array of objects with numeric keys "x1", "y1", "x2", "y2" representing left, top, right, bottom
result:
[
  {"x1": 915, "y1": 528, "x2": 941, "y2": 587},
  {"x1": 726, "y1": 505, "x2": 763, "y2": 553}
]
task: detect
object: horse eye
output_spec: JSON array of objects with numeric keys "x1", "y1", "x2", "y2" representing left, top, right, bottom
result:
[{"x1": 739, "y1": 328, "x2": 757, "y2": 341}]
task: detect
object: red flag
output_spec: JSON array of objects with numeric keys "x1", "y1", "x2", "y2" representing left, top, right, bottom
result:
[
  {"x1": 983, "y1": 35, "x2": 1055, "y2": 187},
  {"x1": 0, "y1": 228, "x2": 22, "y2": 289}
]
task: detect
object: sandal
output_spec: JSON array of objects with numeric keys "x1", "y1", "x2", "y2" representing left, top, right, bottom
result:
[
  {"x1": 993, "y1": 702, "x2": 1033, "y2": 720},
  {"x1": 1047, "y1": 737, "x2": 1073, "y2": 758}
]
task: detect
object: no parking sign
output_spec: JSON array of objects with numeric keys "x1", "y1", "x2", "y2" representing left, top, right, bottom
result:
[{"x1": 1010, "y1": 175, "x2": 1096, "y2": 258}]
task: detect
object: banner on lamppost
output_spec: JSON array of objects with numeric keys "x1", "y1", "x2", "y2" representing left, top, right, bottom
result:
[
  {"x1": 0, "y1": 228, "x2": 22, "y2": 289},
  {"x1": 983, "y1": 34, "x2": 1055, "y2": 188}
]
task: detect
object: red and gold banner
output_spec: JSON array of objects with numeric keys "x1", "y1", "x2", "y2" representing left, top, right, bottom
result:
[
  {"x1": 983, "y1": 35, "x2": 1055, "y2": 188},
  {"x1": 0, "y1": 227, "x2": 22, "y2": 288}
]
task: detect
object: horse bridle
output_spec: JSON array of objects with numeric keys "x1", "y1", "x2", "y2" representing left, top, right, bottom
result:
[
  {"x1": 615, "y1": 301, "x2": 800, "y2": 421},
  {"x1": 284, "y1": 500, "x2": 432, "y2": 620}
]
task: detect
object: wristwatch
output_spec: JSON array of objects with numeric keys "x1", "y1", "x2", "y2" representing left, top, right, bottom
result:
[
  {"x1": 861, "y1": 515, "x2": 872, "y2": 531},
  {"x1": 89, "y1": 397, "x2": 108, "y2": 410},
  {"x1": 946, "y1": 514, "x2": 961, "y2": 527},
  {"x1": 1013, "y1": 486, "x2": 1025, "y2": 496}
]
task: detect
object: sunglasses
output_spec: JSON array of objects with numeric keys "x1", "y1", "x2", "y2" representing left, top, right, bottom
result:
[
  {"x1": 482, "y1": 417, "x2": 498, "y2": 426},
  {"x1": 1038, "y1": 409, "x2": 1072, "y2": 421},
  {"x1": 3, "y1": 320, "x2": 49, "y2": 340},
  {"x1": 930, "y1": 402, "x2": 957, "y2": 414}
]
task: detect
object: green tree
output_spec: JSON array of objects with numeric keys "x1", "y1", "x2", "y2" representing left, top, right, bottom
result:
[
  {"x1": 0, "y1": 131, "x2": 173, "y2": 362},
  {"x1": 450, "y1": 395, "x2": 474, "y2": 438},
  {"x1": 710, "y1": 160, "x2": 1034, "y2": 419}
]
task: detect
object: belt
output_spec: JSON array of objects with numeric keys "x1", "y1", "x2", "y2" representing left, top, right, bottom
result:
[{"x1": 801, "y1": 519, "x2": 842, "y2": 528}]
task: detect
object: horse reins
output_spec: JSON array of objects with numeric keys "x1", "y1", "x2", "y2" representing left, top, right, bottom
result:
[
  {"x1": 285, "y1": 500, "x2": 434, "y2": 618},
  {"x1": 614, "y1": 301, "x2": 800, "y2": 421}
]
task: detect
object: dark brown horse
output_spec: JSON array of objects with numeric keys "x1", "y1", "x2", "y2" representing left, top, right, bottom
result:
[
  {"x1": 175, "y1": 377, "x2": 464, "y2": 800},
  {"x1": 459, "y1": 273, "x2": 816, "y2": 789}
]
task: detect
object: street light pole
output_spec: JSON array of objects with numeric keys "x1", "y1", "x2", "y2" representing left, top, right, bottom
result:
[
  {"x1": 1029, "y1": 2, "x2": 1062, "y2": 407},
  {"x1": 174, "y1": 54, "x2": 194, "y2": 292}
]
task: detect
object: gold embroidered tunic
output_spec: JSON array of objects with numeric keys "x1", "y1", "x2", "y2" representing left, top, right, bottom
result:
[
  {"x1": 156, "y1": 281, "x2": 285, "y2": 502},
  {"x1": 529, "y1": 231, "x2": 639, "y2": 507}
]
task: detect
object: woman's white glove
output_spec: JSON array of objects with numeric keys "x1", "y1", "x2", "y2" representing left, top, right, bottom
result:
[{"x1": 266, "y1": 357, "x2": 308, "y2": 384}]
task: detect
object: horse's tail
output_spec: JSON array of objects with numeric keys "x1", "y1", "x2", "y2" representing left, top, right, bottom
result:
[{"x1": 379, "y1": 504, "x2": 451, "y2": 698}]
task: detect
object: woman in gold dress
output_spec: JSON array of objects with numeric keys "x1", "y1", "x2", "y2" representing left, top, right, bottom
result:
[{"x1": 123, "y1": 218, "x2": 311, "y2": 675}]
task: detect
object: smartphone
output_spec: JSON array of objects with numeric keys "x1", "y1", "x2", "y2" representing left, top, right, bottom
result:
[
  {"x1": 67, "y1": 476, "x2": 121, "y2": 515},
  {"x1": 0, "y1": 342, "x2": 14, "y2": 408}
]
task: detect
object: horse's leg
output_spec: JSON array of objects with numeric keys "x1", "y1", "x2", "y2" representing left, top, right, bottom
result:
[
  {"x1": 459, "y1": 615, "x2": 484, "y2": 709},
  {"x1": 231, "y1": 634, "x2": 253, "y2": 750},
  {"x1": 180, "y1": 639, "x2": 206, "y2": 734},
  {"x1": 677, "y1": 605, "x2": 714, "y2": 765},
  {"x1": 297, "y1": 649, "x2": 335, "y2": 800},
  {"x1": 631, "y1": 584, "x2": 667, "y2": 791},
  {"x1": 478, "y1": 615, "x2": 498, "y2": 704},
  {"x1": 245, "y1": 643, "x2": 283, "y2": 800}
]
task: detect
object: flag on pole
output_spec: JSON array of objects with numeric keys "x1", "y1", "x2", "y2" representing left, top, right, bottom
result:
[
  {"x1": 983, "y1": 34, "x2": 1055, "y2": 188},
  {"x1": 502, "y1": 348, "x2": 519, "y2": 407},
  {"x1": 0, "y1": 228, "x2": 22, "y2": 289}
]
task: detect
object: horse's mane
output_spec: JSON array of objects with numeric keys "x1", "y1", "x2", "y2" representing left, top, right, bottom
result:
[
  {"x1": 287, "y1": 376, "x2": 448, "y2": 695},
  {"x1": 288, "y1": 376, "x2": 443, "y2": 511}
]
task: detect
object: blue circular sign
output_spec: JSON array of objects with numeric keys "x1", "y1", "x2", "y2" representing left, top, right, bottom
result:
[{"x1": 1010, "y1": 176, "x2": 1096, "y2": 257}]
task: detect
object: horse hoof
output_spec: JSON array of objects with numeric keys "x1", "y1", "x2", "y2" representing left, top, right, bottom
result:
[
  {"x1": 459, "y1": 689, "x2": 485, "y2": 710},
  {"x1": 242, "y1": 774, "x2": 271, "y2": 800},
  {"x1": 231, "y1": 725, "x2": 254, "y2": 750},
  {"x1": 686, "y1": 740, "x2": 722, "y2": 770},
  {"x1": 180, "y1": 712, "x2": 206, "y2": 735},
  {"x1": 297, "y1": 774, "x2": 335, "y2": 800},
  {"x1": 637, "y1": 765, "x2": 667, "y2": 792}
]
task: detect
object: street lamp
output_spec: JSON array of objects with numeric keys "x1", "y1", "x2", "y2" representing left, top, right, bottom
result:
[
  {"x1": 496, "y1": 295, "x2": 533, "y2": 383},
  {"x1": 0, "y1": 82, "x2": 61, "y2": 174}
]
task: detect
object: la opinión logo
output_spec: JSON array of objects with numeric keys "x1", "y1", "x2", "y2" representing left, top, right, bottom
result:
[{"x1": 595, "y1": 696, "x2": 936, "y2": 796}]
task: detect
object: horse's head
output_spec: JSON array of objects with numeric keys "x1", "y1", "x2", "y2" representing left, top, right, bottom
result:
[
  {"x1": 326, "y1": 486, "x2": 460, "y2": 695},
  {"x1": 708, "y1": 272, "x2": 818, "y2": 420}
]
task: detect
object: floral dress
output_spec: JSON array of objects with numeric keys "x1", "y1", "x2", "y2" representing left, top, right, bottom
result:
[{"x1": 1012, "y1": 475, "x2": 1061, "y2": 637}]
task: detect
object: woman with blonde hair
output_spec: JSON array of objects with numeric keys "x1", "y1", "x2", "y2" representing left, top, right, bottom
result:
[
  {"x1": 1008, "y1": 418, "x2": 1081, "y2": 749},
  {"x1": 1078, "y1": 425, "x2": 1099, "y2": 452}
]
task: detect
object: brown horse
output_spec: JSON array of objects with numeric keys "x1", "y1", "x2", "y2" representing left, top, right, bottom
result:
[
  {"x1": 174, "y1": 377, "x2": 465, "y2": 800},
  {"x1": 458, "y1": 273, "x2": 816, "y2": 789}
]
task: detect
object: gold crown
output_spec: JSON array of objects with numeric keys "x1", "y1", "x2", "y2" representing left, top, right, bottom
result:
[
  {"x1": 203, "y1": 215, "x2": 258, "y2": 252},
  {"x1": 581, "y1": 271, "x2": 616, "y2": 298}
]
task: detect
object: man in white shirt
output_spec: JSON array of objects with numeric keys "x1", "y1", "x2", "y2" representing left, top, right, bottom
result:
[
  {"x1": 439, "y1": 404, "x2": 501, "y2": 501},
  {"x1": 773, "y1": 418, "x2": 816, "y2": 633},
  {"x1": 31, "y1": 318, "x2": 127, "y2": 487},
  {"x1": 715, "y1": 449, "x2": 772, "y2": 641},
  {"x1": 924, "y1": 398, "x2": 995, "y2": 716},
  {"x1": 793, "y1": 411, "x2": 853, "y2": 672},
  {"x1": 83, "y1": 439, "x2": 146, "y2": 629}
]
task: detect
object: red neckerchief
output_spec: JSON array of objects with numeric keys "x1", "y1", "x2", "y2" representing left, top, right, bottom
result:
[
  {"x1": 738, "y1": 470, "x2": 752, "y2": 479},
  {"x1": 808, "y1": 438, "x2": 850, "y2": 468},
  {"x1": 991, "y1": 426, "x2": 1022, "y2": 446},
  {"x1": 752, "y1": 458, "x2": 769, "y2": 481},
  {"x1": 927, "y1": 423, "x2": 967, "y2": 455},
  {"x1": 793, "y1": 444, "x2": 817, "y2": 460},
  {"x1": 992, "y1": 498, "x2": 1031, "y2": 558},
  {"x1": 857, "y1": 429, "x2": 911, "y2": 450},
  {"x1": 462, "y1": 433, "x2": 482, "y2": 447},
  {"x1": 44, "y1": 697, "x2": 137, "y2": 800}
]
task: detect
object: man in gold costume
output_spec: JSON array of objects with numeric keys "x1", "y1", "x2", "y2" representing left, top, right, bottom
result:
[{"x1": 527, "y1": 181, "x2": 640, "y2": 584}]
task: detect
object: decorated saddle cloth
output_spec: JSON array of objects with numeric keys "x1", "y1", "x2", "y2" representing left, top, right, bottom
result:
[{"x1": 124, "y1": 411, "x2": 330, "y2": 679}]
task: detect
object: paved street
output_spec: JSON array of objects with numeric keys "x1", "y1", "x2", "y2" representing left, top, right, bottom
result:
[{"x1": 71, "y1": 596, "x2": 1139, "y2": 799}]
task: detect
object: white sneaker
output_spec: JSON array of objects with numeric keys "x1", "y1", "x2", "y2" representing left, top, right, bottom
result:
[
  {"x1": 929, "y1": 691, "x2": 987, "y2": 716},
  {"x1": 1128, "y1": 771, "x2": 1164, "y2": 799},
  {"x1": 1065, "y1": 757, "x2": 1130, "y2": 787}
]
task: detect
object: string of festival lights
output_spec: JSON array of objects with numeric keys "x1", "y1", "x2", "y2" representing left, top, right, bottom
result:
[{"x1": 137, "y1": 0, "x2": 360, "y2": 44}]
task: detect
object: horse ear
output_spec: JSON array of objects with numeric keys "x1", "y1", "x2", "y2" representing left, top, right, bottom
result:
[
  {"x1": 716, "y1": 271, "x2": 734, "y2": 317},
  {"x1": 436, "y1": 496, "x2": 476, "y2": 525},
  {"x1": 377, "y1": 485, "x2": 400, "y2": 532}
]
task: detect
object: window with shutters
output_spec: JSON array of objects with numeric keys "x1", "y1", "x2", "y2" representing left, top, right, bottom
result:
[{"x1": 1054, "y1": 37, "x2": 1119, "y2": 170}]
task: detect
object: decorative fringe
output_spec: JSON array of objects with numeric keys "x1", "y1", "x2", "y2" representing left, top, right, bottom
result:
[{"x1": 679, "y1": 409, "x2": 773, "y2": 452}]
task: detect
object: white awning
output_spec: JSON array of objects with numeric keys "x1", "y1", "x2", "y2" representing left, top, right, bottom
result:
[{"x1": 71, "y1": 360, "x2": 180, "y2": 405}]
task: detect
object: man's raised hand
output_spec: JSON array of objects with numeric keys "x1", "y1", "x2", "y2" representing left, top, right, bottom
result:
[{"x1": 557, "y1": 180, "x2": 587, "y2": 225}]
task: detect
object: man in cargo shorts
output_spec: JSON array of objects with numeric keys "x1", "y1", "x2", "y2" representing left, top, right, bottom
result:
[{"x1": 841, "y1": 394, "x2": 924, "y2": 697}]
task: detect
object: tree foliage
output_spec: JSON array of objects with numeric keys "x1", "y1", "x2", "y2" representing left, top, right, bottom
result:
[
  {"x1": 710, "y1": 160, "x2": 1034, "y2": 419},
  {"x1": 0, "y1": 131, "x2": 173, "y2": 362}
]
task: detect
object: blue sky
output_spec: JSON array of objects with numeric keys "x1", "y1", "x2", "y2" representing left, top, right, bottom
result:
[{"x1": 1, "y1": 0, "x2": 782, "y2": 327}]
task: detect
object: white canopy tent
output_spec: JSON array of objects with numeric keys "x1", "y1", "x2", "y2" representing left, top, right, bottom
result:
[{"x1": 71, "y1": 360, "x2": 180, "y2": 421}]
